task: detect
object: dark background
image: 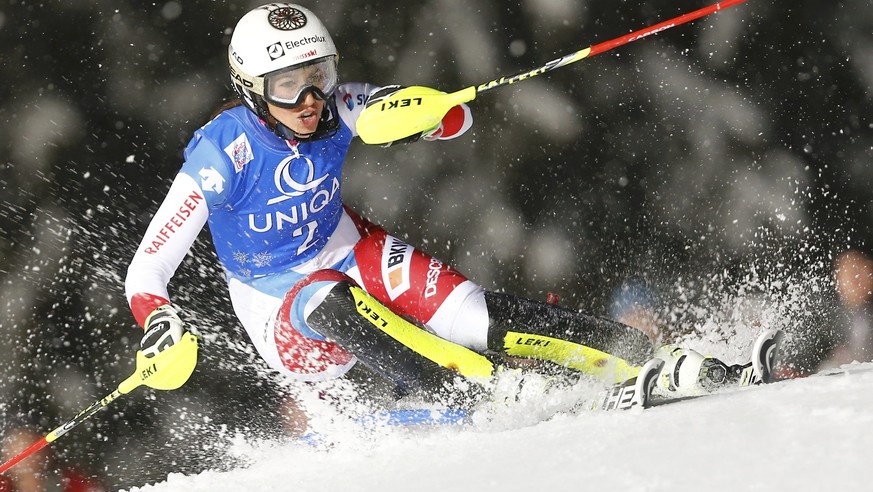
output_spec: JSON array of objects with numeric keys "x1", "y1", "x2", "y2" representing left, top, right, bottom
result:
[{"x1": 1, "y1": 0, "x2": 871, "y2": 488}]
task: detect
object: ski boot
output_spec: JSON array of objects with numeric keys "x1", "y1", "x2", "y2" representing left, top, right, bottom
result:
[{"x1": 656, "y1": 328, "x2": 784, "y2": 396}]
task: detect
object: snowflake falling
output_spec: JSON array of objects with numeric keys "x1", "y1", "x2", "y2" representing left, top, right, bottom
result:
[{"x1": 233, "y1": 251, "x2": 249, "y2": 264}]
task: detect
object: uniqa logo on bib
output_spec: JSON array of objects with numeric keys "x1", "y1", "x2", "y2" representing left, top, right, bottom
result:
[
  {"x1": 267, "y1": 153, "x2": 327, "y2": 205},
  {"x1": 248, "y1": 151, "x2": 340, "y2": 236}
]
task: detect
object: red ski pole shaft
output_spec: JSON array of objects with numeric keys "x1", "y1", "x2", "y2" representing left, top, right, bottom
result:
[
  {"x1": 1, "y1": 333, "x2": 199, "y2": 474},
  {"x1": 357, "y1": 0, "x2": 750, "y2": 144},
  {"x1": 587, "y1": 0, "x2": 748, "y2": 57},
  {"x1": 0, "y1": 385, "x2": 131, "y2": 475},
  {"x1": 475, "y1": 0, "x2": 749, "y2": 94}
]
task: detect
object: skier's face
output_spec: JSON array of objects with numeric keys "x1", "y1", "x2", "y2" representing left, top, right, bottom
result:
[{"x1": 267, "y1": 92, "x2": 324, "y2": 138}]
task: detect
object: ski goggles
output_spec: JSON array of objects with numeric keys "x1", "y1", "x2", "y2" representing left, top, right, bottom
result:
[{"x1": 263, "y1": 55, "x2": 338, "y2": 108}]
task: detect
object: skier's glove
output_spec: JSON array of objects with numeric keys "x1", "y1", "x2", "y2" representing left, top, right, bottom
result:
[
  {"x1": 365, "y1": 85, "x2": 441, "y2": 146},
  {"x1": 140, "y1": 305, "x2": 187, "y2": 358}
]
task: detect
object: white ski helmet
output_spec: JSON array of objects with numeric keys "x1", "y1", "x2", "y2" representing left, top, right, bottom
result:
[{"x1": 228, "y1": 3, "x2": 340, "y2": 140}]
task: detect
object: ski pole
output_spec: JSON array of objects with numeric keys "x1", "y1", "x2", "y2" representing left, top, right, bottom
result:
[
  {"x1": 0, "y1": 333, "x2": 198, "y2": 475},
  {"x1": 357, "y1": 0, "x2": 750, "y2": 145}
]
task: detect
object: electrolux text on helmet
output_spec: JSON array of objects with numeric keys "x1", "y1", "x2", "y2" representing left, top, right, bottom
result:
[
  {"x1": 280, "y1": 35, "x2": 325, "y2": 50},
  {"x1": 265, "y1": 35, "x2": 327, "y2": 61}
]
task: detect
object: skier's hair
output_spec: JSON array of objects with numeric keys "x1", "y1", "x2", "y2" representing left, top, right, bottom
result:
[{"x1": 209, "y1": 98, "x2": 243, "y2": 122}]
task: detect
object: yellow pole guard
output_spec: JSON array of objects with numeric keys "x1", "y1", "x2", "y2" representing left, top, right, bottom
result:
[
  {"x1": 119, "y1": 333, "x2": 199, "y2": 394},
  {"x1": 42, "y1": 333, "x2": 199, "y2": 447},
  {"x1": 503, "y1": 332, "x2": 640, "y2": 384},
  {"x1": 350, "y1": 287, "x2": 494, "y2": 379},
  {"x1": 356, "y1": 86, "x2": 477, "y2": 145}
]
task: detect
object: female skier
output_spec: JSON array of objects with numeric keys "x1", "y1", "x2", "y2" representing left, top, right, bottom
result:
[{"x1": 126, "y1": 4, "x2": 774, "y2": 411}]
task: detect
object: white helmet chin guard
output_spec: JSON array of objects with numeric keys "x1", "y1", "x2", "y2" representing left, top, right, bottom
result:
[{"x1": 228, "y1": 4, "x2": 340, "y2": 141}]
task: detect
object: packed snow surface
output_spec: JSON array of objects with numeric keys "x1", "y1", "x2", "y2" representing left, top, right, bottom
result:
[{"x1": 128, "y1": 362, "x2": 873, "y2": 492}]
